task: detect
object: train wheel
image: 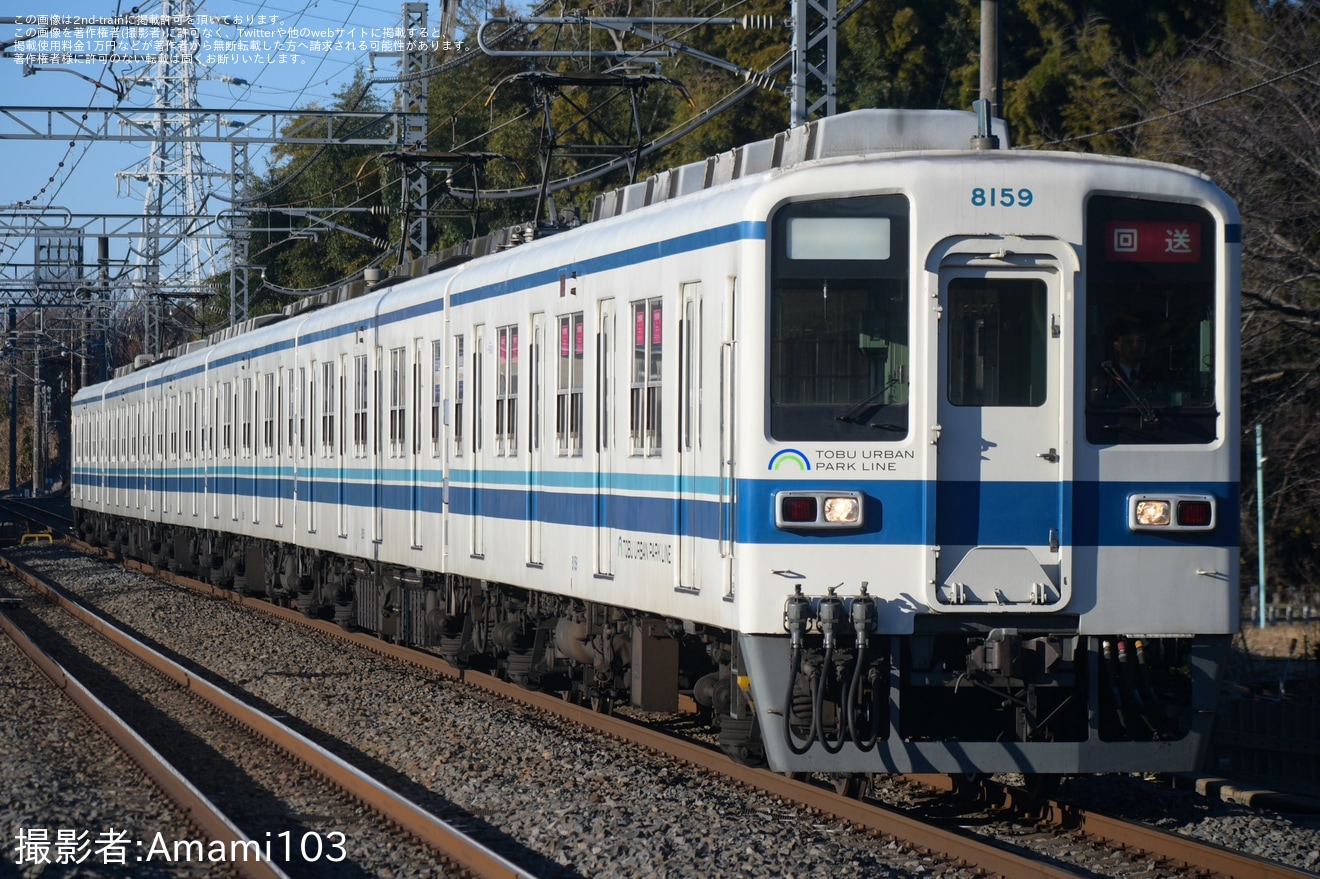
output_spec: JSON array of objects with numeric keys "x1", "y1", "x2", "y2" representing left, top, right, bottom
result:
[
  {"x1": 951, "y1": 772, "x2": 993, "y2": 806},
  {"x1": 1015, "y1": 774, "x2": 1062, "y2": 816},
  {"x1": 832, "y1": 773, "x2": 865, "y2": 799}
]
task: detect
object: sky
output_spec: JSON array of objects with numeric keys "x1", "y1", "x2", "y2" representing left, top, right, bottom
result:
[{"x1": 0, "y1": 0, "x2": 453, "y2": 300}]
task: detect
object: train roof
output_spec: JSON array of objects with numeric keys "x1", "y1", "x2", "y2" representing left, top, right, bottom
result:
[
  {"x1": 82, "y1": 107, "x2": 1221, "y2": 399},
  {"x1": 589, "y1": 108, "x2": 1010, "y2": 223}
]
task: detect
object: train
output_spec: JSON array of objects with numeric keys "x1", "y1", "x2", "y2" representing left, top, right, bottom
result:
[{"x1": 71, "y1": 108, "x2": 1240, "y2": 779}]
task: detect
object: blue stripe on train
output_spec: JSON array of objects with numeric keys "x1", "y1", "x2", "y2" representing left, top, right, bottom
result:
[{"x1": 72, "y1": 469, "x2": 1237, "y2": 548}]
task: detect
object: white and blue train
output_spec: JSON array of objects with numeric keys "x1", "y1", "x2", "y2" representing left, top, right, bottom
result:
[{"x1": 72, "y1": 109, "x2": 1240, "y2": 778}]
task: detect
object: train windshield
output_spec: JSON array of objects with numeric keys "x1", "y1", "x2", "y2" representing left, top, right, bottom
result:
[
  {"x1": 768, "y1": 195, "x2": 910, "y2": 441},
  {"x1": 1084, "y1": 196, "x2": 1219, "y2": 445}
]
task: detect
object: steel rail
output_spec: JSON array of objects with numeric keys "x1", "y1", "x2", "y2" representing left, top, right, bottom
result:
[
  {"x1": 0, "y1": 604, "x2": 290, "y2": 879},
  {"x1": 0, "y1": 550, "x2": 539, "y2": 879},
  {"x1": 909, "y1": 774, "x2": 1316, "y2": 879}
]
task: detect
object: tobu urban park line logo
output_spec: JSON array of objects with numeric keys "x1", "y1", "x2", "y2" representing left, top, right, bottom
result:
[
  {"x1": 768, "y1": 447, "x2": 917, "y2": 473},
  {"x1": 768, "y1": 449, "x2": 812, "y2": 471}
]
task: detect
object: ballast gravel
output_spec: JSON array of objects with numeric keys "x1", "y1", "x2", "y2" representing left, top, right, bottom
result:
[
  {"x1": 5, "y1": 544, "x2": 1319, "y2": 878},
  {"x1": 0, "y1": 611, "x2": 234, "y2": 879}
]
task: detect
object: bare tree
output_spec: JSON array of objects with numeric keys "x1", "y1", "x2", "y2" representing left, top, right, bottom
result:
[{"x1": 1125, "y1": 2, "x2": 1320, "y2": 598}]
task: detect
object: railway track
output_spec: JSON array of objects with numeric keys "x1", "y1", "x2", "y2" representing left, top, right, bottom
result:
[
  {"x1": 0, "y1": 494, "x2": 74, "y2": 531},
  {"x1": 901, "y1": 774, "x2": 1316, "y2": 879},
  {"x1": 3, "y1": 521, "x2": 1315, "y2": 878},
  {"x1": 0, "y1": 548, "x2": 537, "y2": 879}
]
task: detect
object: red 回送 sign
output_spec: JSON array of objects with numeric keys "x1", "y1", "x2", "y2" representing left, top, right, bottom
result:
[{"x1": 1104, "y1": 221, "x2": 1202, "y2": 263}]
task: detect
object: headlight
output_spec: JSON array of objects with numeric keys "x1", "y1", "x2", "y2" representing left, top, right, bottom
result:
[
  {"x1": 823, "y1": 496, "x2": 860, "y2": 524},
  {"x1": 1135, "y1": 500, "x2": 1171, "y2": 526},
  {"x1": 1128, "y1": 494, "x2": 1216, "y2": 532},
  {"x1": 776, "y1": 490, "x2": 865, "y2": 529}
]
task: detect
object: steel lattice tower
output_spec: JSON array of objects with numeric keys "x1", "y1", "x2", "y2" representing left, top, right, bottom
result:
[{"x1": 118, "y1": 0, "x2": 218, "y2": 354}]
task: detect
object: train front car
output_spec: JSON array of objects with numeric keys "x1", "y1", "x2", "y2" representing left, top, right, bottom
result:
[{"x1": 732, "y1": 131, "x2": 1240, "y2": 776}]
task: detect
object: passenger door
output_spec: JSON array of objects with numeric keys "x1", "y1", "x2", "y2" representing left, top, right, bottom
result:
[
  {"x1": 595, "y1": 300, "x2": 615, "y2": 577},
  {"x1": 677, "y1": 283, "x2": 700, "y2": 593},
  {"x1": 527, "y1": 314, "x2": 545, "y2": 566},
  {"x1": 470, "y1": 325, "x2": 485, "y2": 558}
]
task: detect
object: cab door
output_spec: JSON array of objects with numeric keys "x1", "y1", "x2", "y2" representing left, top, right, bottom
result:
[{"x1": 931, "y1": 245, "x2": 1073, "y2": 611}]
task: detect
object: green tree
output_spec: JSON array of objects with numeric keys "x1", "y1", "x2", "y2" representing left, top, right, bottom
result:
[
  {"x1": 241, "y1": 69, "x2": 394, "y2": 294},
  {"x1": 839, "y1": 0, "x2": 974, "y2": 112},
  {"x1": 946, "y1": 0, "x2": 1228, "y2": 149}
]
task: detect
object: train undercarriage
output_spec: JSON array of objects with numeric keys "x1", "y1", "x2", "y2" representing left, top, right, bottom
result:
[
  {"x1": 74, "y1": 511, "x2": 731, "y2": 718},
  {"x1": 75, "y1": 510, "x2": 1228, "y2": 778}
]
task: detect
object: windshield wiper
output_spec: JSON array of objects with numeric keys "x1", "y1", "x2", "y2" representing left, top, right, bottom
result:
[
  {"x1": 1100, "y1": 360, "x2": 1160, "y2": 428},
  {"x1": 836, "y1": 379, "x2": 900, "y2": 425}
]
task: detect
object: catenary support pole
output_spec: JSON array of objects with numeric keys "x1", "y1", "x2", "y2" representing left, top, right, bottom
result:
[
  {"x1": 1257, "y1": 423, "x2": 1267, "y2": 628},
  {"x1": 980, "y1": 0, "x2": 1001, "y2": 119}
]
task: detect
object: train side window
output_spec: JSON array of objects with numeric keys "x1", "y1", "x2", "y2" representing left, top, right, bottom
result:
[
  {"x1": 496, "y1": 324, "x2": 518, "y2": 456},
  {"x1": 630, "y1": 298, "x2": 662, "y2": 457},
  {"x1": 453, "y1": 335, "x2": 465, "y2": 458},
  {"x1": 557, "y1": 313, "x2": 584, "y2": 456},
  {"x1": 262, "y1": 372, "x2": 275, "y2": 456},
  {"x1": 243, "y1": 376, "x2": 254, "y2": 455},
  {"x1": 321, "y1": 360, "x2": 336, "y2": 458},
  {"x1": 1084, "y1": 196, "x2": 1218, "y2": 445},
  {"x1": 430, "y1": 340, "x2": 442, "y2": 458},
  {"x1": 184, "y1": 391, "x2": 193, "y2": 459},
  {"x1": 286, "y1": 369, "x2": 296, "y2": 453},
  {"x1": 769, "y1": 195, "x2": 910, "y2": 441},
  {"x1": 390, "y1": 347, "x2": 406, "y2": 458},
  {"x1": 223, "y1": 381, "x2": 234, "y2": 457},
  {"x1": 680, "y1": 293, "x2": 699, "y2": 452},
  {"x1": 353, "y1": 354, "x2": 369, "y2": 458}
]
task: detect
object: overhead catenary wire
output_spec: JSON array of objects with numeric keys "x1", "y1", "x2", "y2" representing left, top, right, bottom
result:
[{"x1": 1025, "y1": 56, "x2": 1320, "y2": 149}]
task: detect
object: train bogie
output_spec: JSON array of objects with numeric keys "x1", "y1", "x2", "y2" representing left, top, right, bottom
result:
[{"x1": 73, "y1": 109, "x2": 1239, "y2": 777}]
